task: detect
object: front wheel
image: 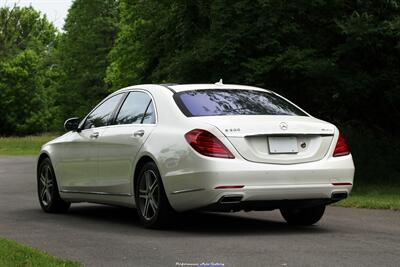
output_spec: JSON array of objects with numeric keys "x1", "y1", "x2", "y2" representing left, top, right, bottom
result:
[
  {"x1": 280, "y1": 205, "x2": 325, "y2": 226},
  {"x1": 135, "y1": 162, "x2": 175, "y2": 228},
  {"x1": 37, "y1": 158, "x2": 70, "y2": 213}
]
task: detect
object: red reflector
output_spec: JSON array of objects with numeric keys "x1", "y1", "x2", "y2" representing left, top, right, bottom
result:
[
  {"x1": 333, "y1": 132, "x2": 350, "y2": 157},
  {"x1": 185, "y1": 129, "x2": 235, "y2": 158},
  {"x1": 332, "y1": 182, "x2": 352, "y2": 186},
  {"x1": 215, "y1": 185, "x2": 244, "y2": 189}
]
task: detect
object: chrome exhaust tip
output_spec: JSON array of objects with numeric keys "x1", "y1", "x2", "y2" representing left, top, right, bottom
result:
[{"x1": 219, "y1": 195, "x2": 243, "y2": 204}]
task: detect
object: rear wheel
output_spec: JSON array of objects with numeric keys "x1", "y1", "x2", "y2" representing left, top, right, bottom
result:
[
  {"x1": 37, "y1": 158, "x2": 70, "y2": 213},
  {"x1": 135, "y1": 162, "x2": 174, "y2": 228},
  {"x1": 280, "y1": 205, "x2": 325, "y2": 226}
]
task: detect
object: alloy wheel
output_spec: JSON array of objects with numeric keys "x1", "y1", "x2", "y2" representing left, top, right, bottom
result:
[
  {"x1": 39, "y1": 164, "x2": 54, "y2": 207},
  {"x1": 138, "y1": 170, "x2": 160, "y2": 221}
]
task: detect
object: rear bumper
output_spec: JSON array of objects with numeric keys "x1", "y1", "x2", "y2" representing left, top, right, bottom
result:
[
  {"x1": 203, "y1": 195, "x2": 347, "y2": 212},
  {"x1": 162, "y1": 155, "x2": 354, "y2": 212}
]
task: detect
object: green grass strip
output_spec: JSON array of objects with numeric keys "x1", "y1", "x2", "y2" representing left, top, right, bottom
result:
[
  {"x1": 0, "y1": 237, "x2": 81, "y2": 267},
  {"x1": 333, "y1": 184, "x2": 400, "y2": 210},
  {"x1": 0, "y1": 135, "x2": 57, "y2": 156}
]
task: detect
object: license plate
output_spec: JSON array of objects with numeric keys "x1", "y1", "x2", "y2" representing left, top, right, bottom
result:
[{"x1": 268, "y1": 136, "x2": 298, "y2": 154}]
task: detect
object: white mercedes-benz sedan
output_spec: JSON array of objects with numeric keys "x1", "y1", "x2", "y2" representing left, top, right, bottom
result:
[{"x1": 37, "y1": 83, "x2": 355, "y2": 228}]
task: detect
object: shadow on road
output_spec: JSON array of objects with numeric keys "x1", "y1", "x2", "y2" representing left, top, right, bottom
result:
[{"x1": 58, "y1": 204, "x2": 331, "y2": 236}]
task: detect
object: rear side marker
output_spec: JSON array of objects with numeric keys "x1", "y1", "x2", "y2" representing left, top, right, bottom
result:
[
  {"x1": 332, "y1": 182, "x2": 352, "y2": 186},
  {"x1": 215, "y1": 185, "x2": 244, "y2": 189}
]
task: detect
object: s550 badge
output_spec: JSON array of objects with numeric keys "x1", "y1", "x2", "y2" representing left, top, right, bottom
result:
[{"x1": 225, "y1": 128, "x2": 240, "y2": 132}]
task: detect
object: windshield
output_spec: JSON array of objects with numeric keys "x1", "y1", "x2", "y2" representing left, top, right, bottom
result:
[{"x1": 174, "y1": 89, "x2": 307, "y2": 117}]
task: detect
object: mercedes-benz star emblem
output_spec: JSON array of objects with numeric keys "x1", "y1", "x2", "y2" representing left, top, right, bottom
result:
[{"x1": 279, "y1": 122, "x2": 288, "y2": 131}]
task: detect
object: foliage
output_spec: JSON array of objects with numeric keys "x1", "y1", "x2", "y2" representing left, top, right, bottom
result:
[
  {"x1": 0, "y1": 6, "x2": 57, "y2": 135},
  {"x1": 0, "y1": 5, "x2": 56, "y2": 58},
  {"x1": 106, "y1": 0, "x2": 212, "y2": 88},
  {"x1": 55, "y1": 0, "x2": 119, "y2": 120}
]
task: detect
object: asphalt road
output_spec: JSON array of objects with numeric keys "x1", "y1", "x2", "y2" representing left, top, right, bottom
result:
[{"x1": 0, "y1": 156, "x2": 399, "y2": 267}]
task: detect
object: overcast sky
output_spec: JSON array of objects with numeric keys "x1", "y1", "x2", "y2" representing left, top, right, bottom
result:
[{"x1": 2, "y1": 0, "x2": 73, "y2": 30}]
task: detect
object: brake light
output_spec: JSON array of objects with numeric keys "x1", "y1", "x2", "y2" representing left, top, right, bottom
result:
[
  {"x1": 333, "y1": 132, "x2": 350, "y2": 157},
  {"x1": 185, "y1": 129, "x2": 235, "y2": 158}
]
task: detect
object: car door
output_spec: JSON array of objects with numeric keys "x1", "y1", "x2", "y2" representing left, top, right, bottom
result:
[
  {"x1": 58, "y1": 93, "x2": 125, "y2": 193},
  {"x1": 96, "y1": 90, "x2": 157, "y2": 195}
]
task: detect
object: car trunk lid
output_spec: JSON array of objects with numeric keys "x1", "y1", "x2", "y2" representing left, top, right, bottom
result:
[{"x1": 191, "y1": 115, "x2": 335, "y2": 164}]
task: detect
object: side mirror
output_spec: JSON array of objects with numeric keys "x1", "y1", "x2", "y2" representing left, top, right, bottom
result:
[{"x1": 64, "y1": 117, "x2": 81, "y2": 132}]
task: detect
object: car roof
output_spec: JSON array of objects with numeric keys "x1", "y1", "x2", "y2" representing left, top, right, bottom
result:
[
  {"x1": 115, "y1": 83, "x2": 271, "y2": 94},
  {"x1": 168, "y1": 84, "x2": 271, "y2": 93}
]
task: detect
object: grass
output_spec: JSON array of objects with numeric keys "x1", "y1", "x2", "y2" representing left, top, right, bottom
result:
[
  {"x1": 333, "y1": 184, "x2": 400, "y2": 210},
  {"x1": 0, "y1": 238, "x2": 81, "y2": 267},
  {"x1": 0, "y1": 134, "x2": 57, "y2": 156}
]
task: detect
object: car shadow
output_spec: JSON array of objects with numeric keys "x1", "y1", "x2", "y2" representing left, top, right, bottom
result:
[{"x1": 62, "y1": 204, "x2": 331, "y2": 236}]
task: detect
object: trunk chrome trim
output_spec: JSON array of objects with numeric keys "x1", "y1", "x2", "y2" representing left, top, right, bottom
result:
[{"x1": 242, "y1": 133, "x2": 334, "y2": 138}]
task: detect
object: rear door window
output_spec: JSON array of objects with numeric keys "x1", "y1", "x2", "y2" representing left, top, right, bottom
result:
[
  {"x1": 115, "y1": 92, "x2": 155, "y2": 124},
  {"x1": 142, "y1": 100, "x2": 156, "y2": 124},
  {"x1": 174, "y1": 89, "x2": 306, "y2": 117}
]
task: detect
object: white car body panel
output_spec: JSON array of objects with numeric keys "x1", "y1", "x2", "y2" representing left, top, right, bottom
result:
[{"x1": 39, "y1": 84, "x2": 355, "y2": 212}]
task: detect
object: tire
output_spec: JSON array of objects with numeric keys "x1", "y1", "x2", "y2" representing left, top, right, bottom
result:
[
  {"x1": 280, "y1": 204, "x2": 325, "y2": 226},
  {"x1": 37, "y1": 158, "x2": 70, "y2": 213},
  {"x1": 135, "y1": 161, "x2": 175, "y2": 228}
]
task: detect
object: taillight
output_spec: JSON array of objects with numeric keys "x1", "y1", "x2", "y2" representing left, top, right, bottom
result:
[
  {"x1": 185, "y1": 129, "x2": 235, "y2": 159},
  {"x1": 333, "y1": 132, "x2": 350, "y2": 157}
]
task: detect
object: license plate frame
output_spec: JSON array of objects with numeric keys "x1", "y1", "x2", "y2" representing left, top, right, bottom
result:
[{"x1": 268, "y1": 136, "x2": 298, "y2": 154}]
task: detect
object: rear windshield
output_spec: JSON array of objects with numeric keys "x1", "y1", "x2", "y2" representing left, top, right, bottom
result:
[{"x1": 174, "y1": 89, "x2": 307, "y2": 117}]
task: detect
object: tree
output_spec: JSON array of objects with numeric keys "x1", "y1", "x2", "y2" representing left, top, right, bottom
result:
[
  {"x1": 106, "y1": 0, "x2": 211, "y2": 88},
  {"x1": 0, "y1": 5, "x2": 56, "y2": 59},
  {"x1": 0, "y1": 6, "x2": 57, "y2": 135},
  {"x1": 55, "y1": 0, "x2": 119, "y2": 119}
]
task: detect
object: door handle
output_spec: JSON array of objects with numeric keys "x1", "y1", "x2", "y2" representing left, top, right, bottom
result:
[
  {"x1": 90, "y1": 132, "x2": 99, "y2": 139},
  {"x1": 133, "y1": 130, "x2": 145, "y2": 137}
]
